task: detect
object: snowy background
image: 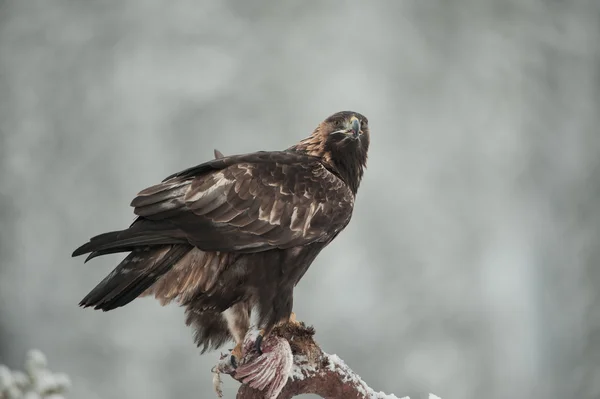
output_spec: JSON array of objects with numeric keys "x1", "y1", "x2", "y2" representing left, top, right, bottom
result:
[{"x1": 0, "y1": 1, "x2": 599, "y2": 399}]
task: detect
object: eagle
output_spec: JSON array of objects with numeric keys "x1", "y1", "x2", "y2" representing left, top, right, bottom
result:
[{"x1": 72, "y1": 111, "x2": 370, "y2": 364}]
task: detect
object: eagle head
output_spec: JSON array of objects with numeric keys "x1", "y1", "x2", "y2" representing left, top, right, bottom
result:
[{"x1": 290, "y1": 111, "x2": 370, "y2": 194}]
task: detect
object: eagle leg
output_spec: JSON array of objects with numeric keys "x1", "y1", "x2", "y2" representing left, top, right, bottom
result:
[
  {"x1": 254, "y1": 313, "x2": 298, "y2": 355},
  {"x1": 230, "y1": 311, "x2": 300, "y2": 368},
  {"x1": 230, "y1": 330, "x2": 266, "y2": 367},
  {"x1": 223, "y1": 302, "x2": 251, "y2": 368}
]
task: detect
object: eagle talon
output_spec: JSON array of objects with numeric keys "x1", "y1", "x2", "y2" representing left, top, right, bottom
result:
[{"x1": 255, "y1": 333, "x2": 264, "y2": 355}]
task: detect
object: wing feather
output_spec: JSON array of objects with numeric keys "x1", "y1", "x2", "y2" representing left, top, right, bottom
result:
[{"x1": 129, "y1": 152, "x2": 354, "y2": 253}]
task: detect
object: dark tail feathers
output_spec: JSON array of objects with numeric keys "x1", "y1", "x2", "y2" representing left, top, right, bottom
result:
[
  {"x1": 79, "y1": 244, "x2": 190, "y2": 311},
  {"x1": 72, "y1": 219, "x2": 187, "y2": 262}
]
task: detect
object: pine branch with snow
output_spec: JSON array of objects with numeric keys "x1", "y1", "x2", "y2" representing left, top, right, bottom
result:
[
  {"x1": 212, "y1": 322, "x2": 441, "y2": 399},
  {"x1": 0, "y1": 350, "x2": 70, "y2": 399}
]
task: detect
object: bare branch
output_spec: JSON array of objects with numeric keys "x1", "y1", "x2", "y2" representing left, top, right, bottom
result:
[{"x1": 213, "y1": 322, "x2": 404, "y2": 399}]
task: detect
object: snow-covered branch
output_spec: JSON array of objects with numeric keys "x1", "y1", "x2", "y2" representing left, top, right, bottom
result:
[
  {"x1": 0, "y1": 332, "x2": 441, "y2": 399},
  {"x1": 213, "y1": 322, "x2": 439, "y2": 399},
  {"x1": 0, "y1": 350, "x2": 71, "y2": 399}
]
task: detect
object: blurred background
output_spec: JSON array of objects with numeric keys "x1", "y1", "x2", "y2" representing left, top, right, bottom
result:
[{"x1": 0, "y1": 1, "x2": 599, "y2": 398}]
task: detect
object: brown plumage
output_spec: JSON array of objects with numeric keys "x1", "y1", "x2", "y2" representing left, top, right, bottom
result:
[{"x1": 73, "y1": 111, "x2": 370, "y2": 357}]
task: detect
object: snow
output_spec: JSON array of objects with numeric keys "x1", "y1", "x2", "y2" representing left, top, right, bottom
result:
[
  {"x1": 290, "y1": 355, "x2": 317, "y2": 381},
  {"x1": 289, "y1": 349, "x2": 443, "y2": 399},
  {"x1": 326, "y1": 353, "x2": 406, "y2": 399},
  {"x1": 0, "y1": 350, "x2": 71, "y2": 399}
]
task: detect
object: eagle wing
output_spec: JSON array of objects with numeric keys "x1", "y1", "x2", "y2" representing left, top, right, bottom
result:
[
  {"x1": 129, "y1": 151, "x2": 354, "y2": 253},
  {"x1": 72, "y1": 151, "x2": 355, "y2": 314}
]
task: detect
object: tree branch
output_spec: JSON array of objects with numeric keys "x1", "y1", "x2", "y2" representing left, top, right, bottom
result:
[{"x1": 213, "y1": 322, "x2": 404, "y2": 399}]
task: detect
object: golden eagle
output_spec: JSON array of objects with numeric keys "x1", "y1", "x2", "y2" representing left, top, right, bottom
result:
[{"x1": 72, "y1": 111, "x2": 370, "y2": 363}]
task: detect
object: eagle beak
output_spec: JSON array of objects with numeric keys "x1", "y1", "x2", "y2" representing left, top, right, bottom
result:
[{"x1": 350, "y1": 116, "x2": 361, "y2": 138}]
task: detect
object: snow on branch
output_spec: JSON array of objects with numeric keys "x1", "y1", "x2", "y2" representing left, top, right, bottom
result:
[
  {"x1": 0, "y1": 350, "x2": 71, "y2": 399},
  {"x1": 0, "y1": 330, "x2": 441, "y2": 399},
  {"x1": 212, "y1": 322, "x2": 441, "y2": 399}
]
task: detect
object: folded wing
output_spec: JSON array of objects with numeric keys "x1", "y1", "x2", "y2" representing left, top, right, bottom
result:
[{"x1": 130, "y1": 151, "x2": 355, "y2": 253}]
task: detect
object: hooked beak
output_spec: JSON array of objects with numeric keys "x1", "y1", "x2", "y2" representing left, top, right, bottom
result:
[{"x1": 349, "y1": 116, "x2": 361, "y2": 138}]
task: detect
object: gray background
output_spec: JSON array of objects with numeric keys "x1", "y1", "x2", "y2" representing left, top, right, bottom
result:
[{"x1": 1, "y1": 1, "x2": 599, "y2": 399}]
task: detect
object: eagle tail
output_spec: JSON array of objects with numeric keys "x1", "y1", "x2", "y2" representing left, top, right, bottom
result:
[
  {"x1": 72, "y1": 220, "x2": 187, "y2": 261},
  {"x1": 79, "y1": 244, "x2": 190, "y2": 311}
]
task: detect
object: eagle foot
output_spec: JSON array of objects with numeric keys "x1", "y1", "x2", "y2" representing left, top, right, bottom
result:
[
  {"x1": 230, "y1": 342, "x2": 243, "y2": 369},
  {"x1": 229, "y1": 330, "x2": 266, "y2": 369},
  {"x1": 250, "y1": 313, "x2": 298, "y2": 356}
]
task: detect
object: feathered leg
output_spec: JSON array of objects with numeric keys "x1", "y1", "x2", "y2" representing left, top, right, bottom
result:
[
  {"x1": 223, "y1": 302, "x2": 251, "y2": 366},
  {"x1": 253, "y1": 312, "x2": 300, "y2": 356},
  {"x1": 253, "y1": 286, "x2": 296, "y2": 355}
]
